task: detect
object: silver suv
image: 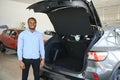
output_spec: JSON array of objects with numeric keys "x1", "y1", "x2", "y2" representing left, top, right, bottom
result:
[
  {"x1": 86, "y1": 24, "x2": 120, "y2": 80},
  {"x1": 27, "y1": 0, "x2": 110, "y2": 80},
  {"x1": 41, "y1": 24, "x2": 120, "y2": 80}
]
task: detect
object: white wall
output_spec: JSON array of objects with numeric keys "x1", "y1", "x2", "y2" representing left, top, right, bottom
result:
[
  {"x1": 0, "y1": 0, "x2": 54, "y2": 33},
  {"x1": 93, "y1": 0, "x2": 120, "y2": 26},
  {"x1": 96, "y1": 5, "x2": 120, "y2": 26}
]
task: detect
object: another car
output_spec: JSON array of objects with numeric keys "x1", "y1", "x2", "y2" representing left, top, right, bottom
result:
[
  {"x1": 0, "y1": 28, "x2": 24, "y2": 52},
  {"x1": 0, "y1": 25, "x2": 8, "y2": 34},
  {"x1": 44, "y1": 30, "x2": 56, "y2": 36},
  {"x1": 85, "y1": 24, "x2": 120, "y2": 80},
  {"x1": 43, "y1": 30, "x2": 56, "y2": 40},
  {"x1": 43, "y1": 24, "x2": 120, "y2": 80},
  {"x1": 28, "y1": 0, "x2": 104, "y2": 80}
]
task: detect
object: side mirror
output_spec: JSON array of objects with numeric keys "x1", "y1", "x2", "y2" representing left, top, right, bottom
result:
[{"x1": 44, "y1": 30, "x2": 56, "y2": 36}]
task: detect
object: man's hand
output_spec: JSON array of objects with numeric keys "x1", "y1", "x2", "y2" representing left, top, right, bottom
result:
[
  {"x1": 40, "y1": 59, "x2": 45, "y2": 69},
  {"x1": 19, "y1": 61, "x2": 25, "y2": 69}
]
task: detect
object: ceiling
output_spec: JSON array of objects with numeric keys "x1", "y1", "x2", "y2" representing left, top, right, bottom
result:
[{"x1": 11, "y1": 0, "x2": 120, "y2": 8}]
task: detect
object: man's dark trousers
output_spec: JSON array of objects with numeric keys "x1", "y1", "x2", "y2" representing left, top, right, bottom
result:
[{"x1": 22, "y1": 58, "x2": 40, "y2": 80}]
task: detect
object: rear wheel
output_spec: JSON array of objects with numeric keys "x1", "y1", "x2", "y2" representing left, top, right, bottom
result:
[
  {"x1": 0, "y1": 43, "x2": 6, "y2": 52},
  {"x1": 113, "y1": 69, "x2": 120, "y2": 80},
  {"x1": 42, "y1": 77, "x2": 53, "y2": 80},
  {"x1": 40, "y1": 71, "x2": 53, "y2": 80}
]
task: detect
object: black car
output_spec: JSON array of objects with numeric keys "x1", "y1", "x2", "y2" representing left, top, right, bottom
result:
[{"x1": 28, "y1": 0, "x2": 103, "y2": 80}]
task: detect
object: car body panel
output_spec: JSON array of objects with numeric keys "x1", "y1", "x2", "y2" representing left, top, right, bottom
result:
[
  {"x1": 0, "y1": 29, "x2": 47, "y2": 51},
  {"x1": 0, "y1": 29, "x2": 24, "y2": 50},
  {"x1": 86, "y1": 50, "x2": 120, "y2": 80},
  {"x1": 85, "y1": 25, "x2": 120, "y2": 80},
  {"x1": 27, "y1": 0, "x2": 102, "y2": 28},
  {"x1": 41, "y1": 25, "x2": 120, "y2": 80}
]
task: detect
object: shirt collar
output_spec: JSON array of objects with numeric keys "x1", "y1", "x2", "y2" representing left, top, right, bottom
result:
[{"x1": 27, "y1": 28, "x2": 37, "y2": 33}]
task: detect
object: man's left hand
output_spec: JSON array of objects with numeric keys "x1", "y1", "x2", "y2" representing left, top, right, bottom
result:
[{"x1": 40, "y1": 59, "x2": 45, "y2": 69}]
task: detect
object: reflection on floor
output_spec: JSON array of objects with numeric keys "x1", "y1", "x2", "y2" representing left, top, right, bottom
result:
[{"x1": 0, "y1": 49, "x2": 35, "y2": 80}]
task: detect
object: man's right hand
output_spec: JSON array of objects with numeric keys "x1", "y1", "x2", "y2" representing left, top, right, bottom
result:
[{"x1": 19, "y1": 61, "x2": 25, "y2": 69}]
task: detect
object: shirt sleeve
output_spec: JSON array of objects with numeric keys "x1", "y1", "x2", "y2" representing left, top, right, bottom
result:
[
  {"x1": 17, "y1": 33, "x2": 24, "y2": 60},
  {"x1": 39, "y1": 34, "x2": 45, "y2": 59}
]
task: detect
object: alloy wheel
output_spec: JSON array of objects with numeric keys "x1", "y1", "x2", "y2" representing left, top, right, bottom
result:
[
  {"x1": 0, "y1": 43, "x2": 5, "y2": 52},
  {"x1": 114, "y1": 69, "x2": 120, "y2": 80}
]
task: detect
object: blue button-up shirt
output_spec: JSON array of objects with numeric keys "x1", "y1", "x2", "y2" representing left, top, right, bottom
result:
[{"x1": 17, "y1": 29, "x2": 45, "y2": 60}]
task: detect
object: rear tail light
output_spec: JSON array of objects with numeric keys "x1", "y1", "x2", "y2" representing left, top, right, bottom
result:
[
  {"x1": 88, "y1": 51, "x2": 108, "y2": 61},
  {"x1": 93, "y1": 73, "x2": 99, "y2": 80}
]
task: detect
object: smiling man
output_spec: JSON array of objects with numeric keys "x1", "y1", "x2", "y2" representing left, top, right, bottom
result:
[{"x1": 17, "y1": 17, "x2": 45, "y2": 80}]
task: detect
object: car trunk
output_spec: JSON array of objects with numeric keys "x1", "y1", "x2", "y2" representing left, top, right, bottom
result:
[
  {"x1": 45, "y1": 35, "x2": 91, "y2": 72},
  {"x1": 27, "y1": 0, "x2": 102, "y2": 73}
]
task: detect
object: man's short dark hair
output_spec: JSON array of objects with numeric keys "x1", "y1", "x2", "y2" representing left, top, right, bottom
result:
[{"x1": 28, "y1": 17, "x2": 37, "y2": 23}]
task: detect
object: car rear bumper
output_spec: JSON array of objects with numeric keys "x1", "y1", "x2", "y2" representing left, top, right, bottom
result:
[
  {"x1": 41, "y1": 67, "x2": 86, "y2": 80},
  {"x1": 85, "y1": 60, "x2": 114, "y2": 80}
]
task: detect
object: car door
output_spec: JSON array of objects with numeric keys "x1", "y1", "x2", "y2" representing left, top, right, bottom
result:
[
  {"x1": 7, "y1": 30, "x2": 18, "y2": 49},
  {"x1": 2, "y1": 29, "x2": 11, "y2": 47}
]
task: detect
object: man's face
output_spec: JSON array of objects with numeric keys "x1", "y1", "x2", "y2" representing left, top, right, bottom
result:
[{"x1": 28, "y1": 19, "x2": 36, "y2": 30}]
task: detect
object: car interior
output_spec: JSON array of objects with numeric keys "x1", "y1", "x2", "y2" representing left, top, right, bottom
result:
[{"x1": 45, "y1": 7, "x2": 100, "y2": 72}]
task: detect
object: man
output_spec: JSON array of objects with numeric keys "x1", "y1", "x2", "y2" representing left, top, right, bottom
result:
[{"x1": 17, "y1": 17, "x2": 45, "y2": 80}]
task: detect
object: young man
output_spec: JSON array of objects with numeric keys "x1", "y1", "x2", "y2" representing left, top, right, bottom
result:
[{"x1": 17, "y1": 17, "x2": 45, "y2": 80}]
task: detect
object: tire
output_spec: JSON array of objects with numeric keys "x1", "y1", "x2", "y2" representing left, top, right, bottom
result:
[
  {"x1": 113, "y1": 69, "x2": 120, "y2": 80},
  {"x1": 40, "y1": 74, "x2": 53, "y2": 80},
  {"x1": 42, "y1": 77, "x2": 53, "y2": 80},
  {"x1": 0, "y1": 43, "x2": 6, "y2": 52}
]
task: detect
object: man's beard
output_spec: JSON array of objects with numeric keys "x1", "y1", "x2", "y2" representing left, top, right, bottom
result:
[{"x1": 29, "y1": 26, "x2": 36, "y2": 30}]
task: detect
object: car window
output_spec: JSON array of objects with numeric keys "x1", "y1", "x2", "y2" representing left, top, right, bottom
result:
[
  {"x1": 94, "y1": 29, "x2": 120, "y2": 47},
  {"x1": 11, "y1": 30, "x2": 16, "y2": 35},
  {"x1": 115, "y1": 29, "x2": 120, "y2": 45},
  {"x1": 106, "y1": 29, "x2": 120, "y2": 46},
  {"x1": 106, "y1": 30, "x2": 116, "y2": 46},
  {"x1": 0, "y1": 25, "x2": 8, "y2": 34},
  {"x1": 5, "y1": 30, "x2": 11, "y2": 36},
  {"x1": 10, "y1": 30, "x2": 17, "y2": 38}
]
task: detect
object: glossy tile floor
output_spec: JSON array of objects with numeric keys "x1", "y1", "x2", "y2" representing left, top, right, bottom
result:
[{"x1": 0, "y1": 49, "x2": 38, "y2": 80}]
